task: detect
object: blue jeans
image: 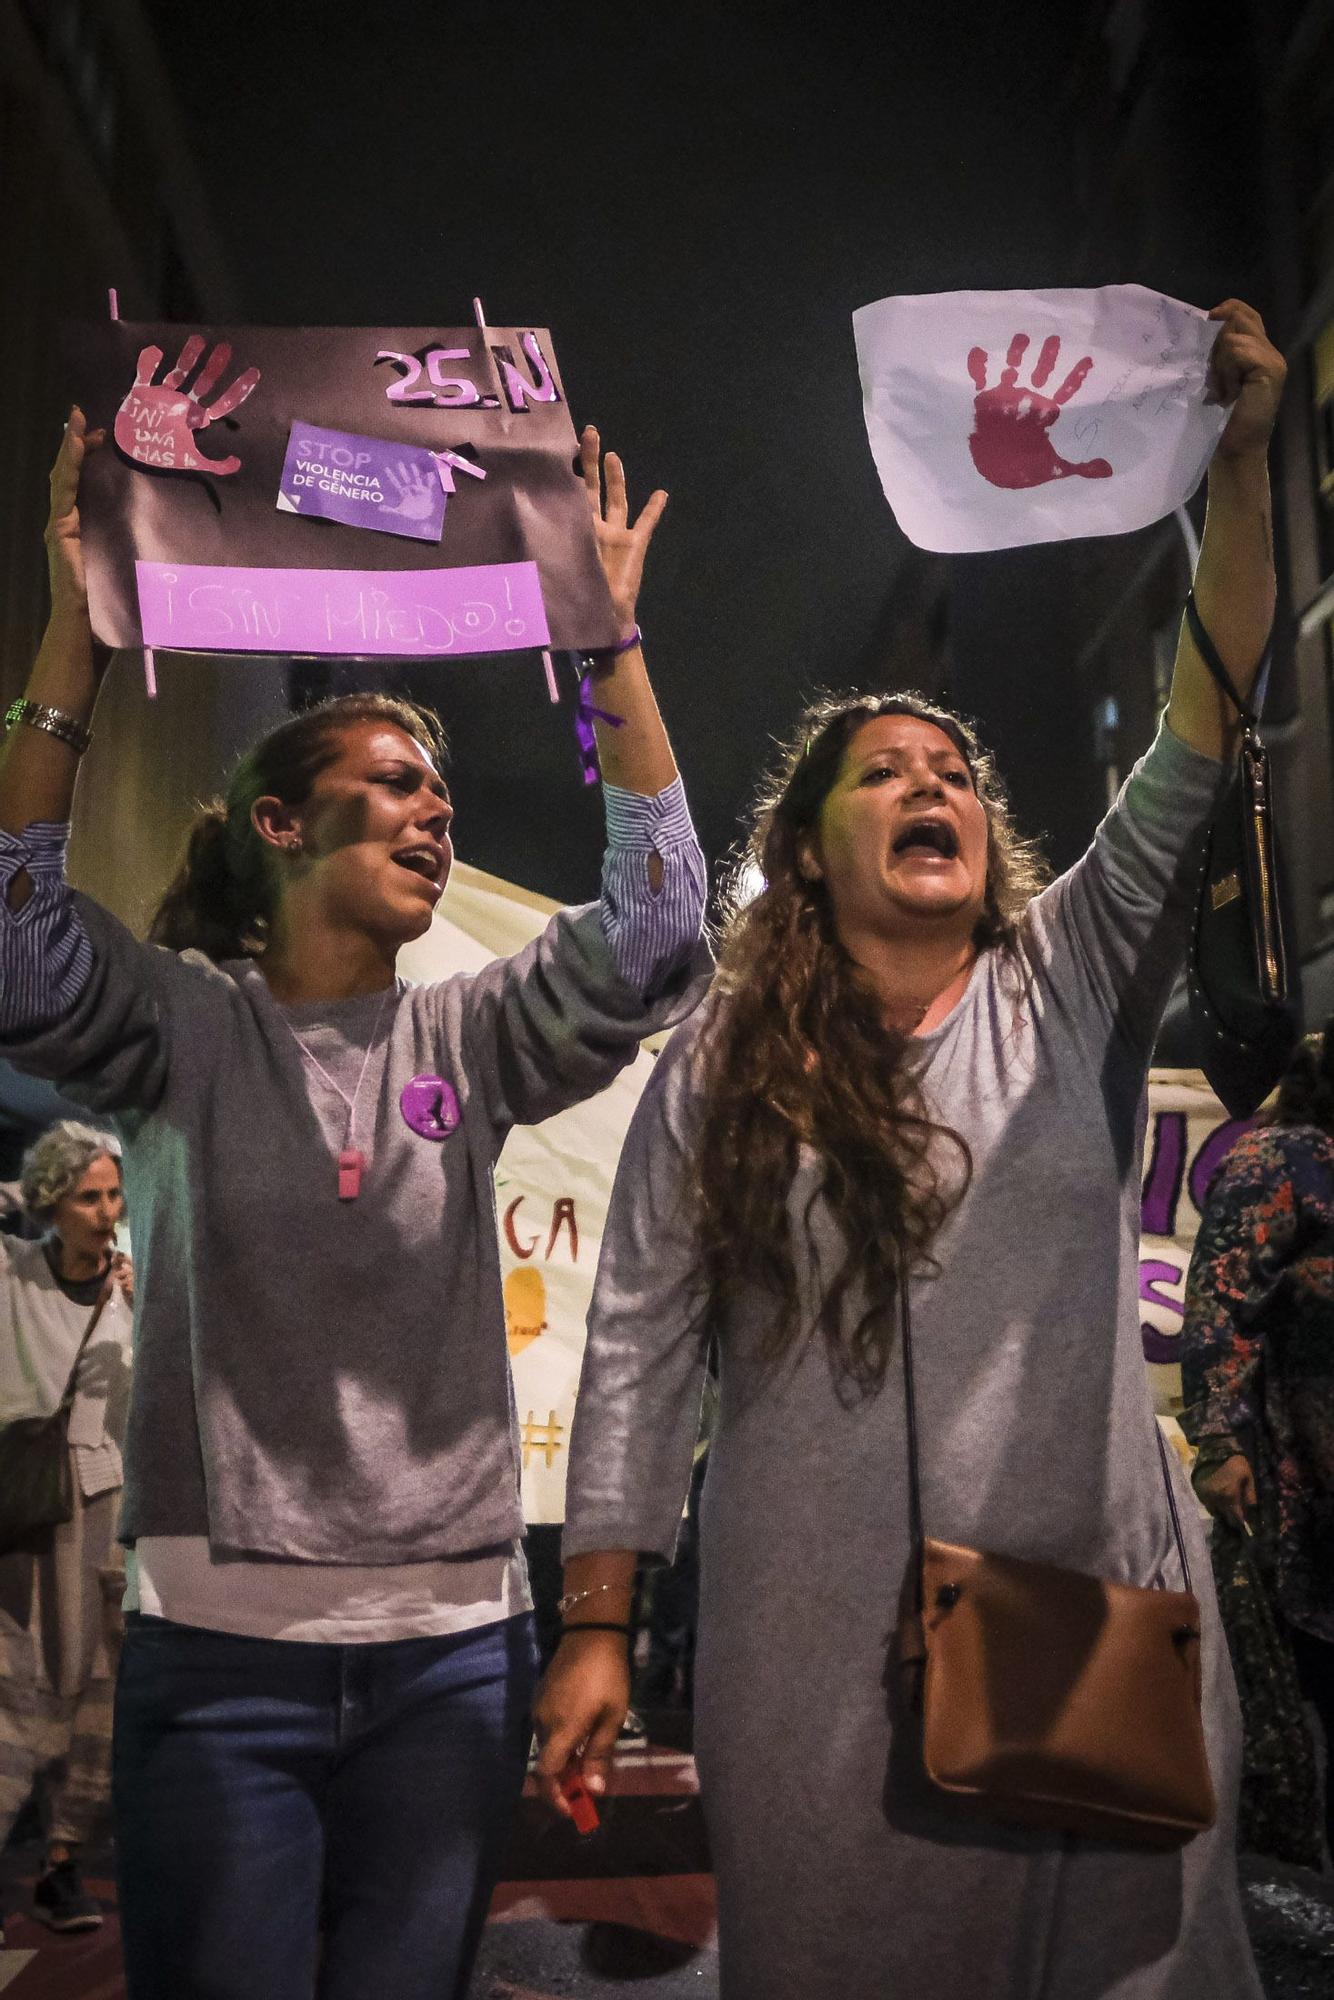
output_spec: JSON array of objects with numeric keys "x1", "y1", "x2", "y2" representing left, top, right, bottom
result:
[{"x1": 113, "y1": 1610, "x2": 538, "y2": 2000}]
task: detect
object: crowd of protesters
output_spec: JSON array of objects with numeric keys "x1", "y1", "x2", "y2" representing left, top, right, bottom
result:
[{"x1": 0, "y1": 297, "x2": 1327, "y2": 2000}]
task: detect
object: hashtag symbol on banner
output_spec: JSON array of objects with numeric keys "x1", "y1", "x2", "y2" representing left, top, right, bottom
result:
[{"x1": 521, "y1": 1410, "x2": 565, "y2": 1470}]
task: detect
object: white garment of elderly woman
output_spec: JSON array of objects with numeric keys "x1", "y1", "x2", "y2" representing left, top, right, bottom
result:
[{"x1": 0, "y1": 1236, "x2": 133, "y2": 1495}]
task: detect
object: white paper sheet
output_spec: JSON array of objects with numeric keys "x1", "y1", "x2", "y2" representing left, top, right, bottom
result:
[{"x1": 853, "y1": 284, "x2": 1227, "y2": 553}]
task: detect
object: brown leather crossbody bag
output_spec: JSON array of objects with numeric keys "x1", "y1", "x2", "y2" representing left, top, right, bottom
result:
[{"x1": 892, "y1": 1259, "x2": 1216, "y2": 1848}]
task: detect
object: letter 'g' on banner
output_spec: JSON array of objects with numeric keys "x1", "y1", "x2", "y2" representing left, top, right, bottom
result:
[{"x1": 852, "y1": 284, "x2": 1228, "y2": 554}]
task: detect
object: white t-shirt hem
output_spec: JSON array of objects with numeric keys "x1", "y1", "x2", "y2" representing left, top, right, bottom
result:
[{"x1": 126, "y1": 1535, "x2": 532, "y2": 1644}]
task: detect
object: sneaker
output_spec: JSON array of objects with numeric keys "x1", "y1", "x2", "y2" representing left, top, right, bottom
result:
[
  {"x1": 32, "y1": 1859, "x2": 103, "y2": 1933},
  {"x1": 617, "y1": 1706, "x2": 649, "y2": 1750}
]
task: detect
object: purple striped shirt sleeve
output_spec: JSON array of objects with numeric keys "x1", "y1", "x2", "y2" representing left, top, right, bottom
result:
[
  {"x1": 0, "y1": 823, "x2": 94, "y2": 1033},
  {"x1": 600, "y1": 777, "x2": 707, "y2": 997}
]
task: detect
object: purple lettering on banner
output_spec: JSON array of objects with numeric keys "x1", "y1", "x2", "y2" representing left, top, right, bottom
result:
[
  {"x1": 135, "y1": 559, "x2": 550, "y2": 657},
  {"x1": 278, "y1": 421, "x2": 452, "y2": 543},
  {"x1": 1140, "y1": 1257, "x2": 1185, "y2": 1363},
  {"x1": 1140, "y1": 1111, "x2": 1187, "y2": 1238},
  {"x1": 491, "y1": 331, "x2": 562, "y2": 413}
]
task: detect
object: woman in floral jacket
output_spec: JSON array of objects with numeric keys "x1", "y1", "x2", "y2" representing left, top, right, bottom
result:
[{"x1": 1181, "y1": 1018, "x2": 1334, "y2": 1859}]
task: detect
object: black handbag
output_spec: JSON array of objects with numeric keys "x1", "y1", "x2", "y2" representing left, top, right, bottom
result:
[
  {"x1": 0, "y1": 1287, "x2": 109, "y2": 1555},
  {"x1": 1184, "y1": 593, "x2": 1301, "y2": 1118}
]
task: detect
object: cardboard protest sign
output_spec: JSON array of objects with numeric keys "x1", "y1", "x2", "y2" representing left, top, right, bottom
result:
[
  {"x1": 853, "y1": 284, "x2": 1228, "y2": 553},
  {"x1": 64, "y1": 319, "x2": 622, "y2": 660}
]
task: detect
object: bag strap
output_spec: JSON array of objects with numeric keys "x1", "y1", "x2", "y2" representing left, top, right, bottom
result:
[
  {"x1": 895, "y1": 1243, "x2": 1193, "y2": 1594},
  {"x1": 897, "y1": 1244, "x2": 925, "y2": 1557},
  {"x1": 1183, "y1": 593, "x2": 1268, "y2": 734},
  {"x1": 1154, "y1": 1422, "x2": 1193, "y2": 1596},
  {"x1": 56, "y1": 1283, "x2": 112, "y2": 1411}
]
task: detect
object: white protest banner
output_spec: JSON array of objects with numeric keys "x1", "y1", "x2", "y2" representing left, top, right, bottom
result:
[
  {"x1": 1140, "y1": 1068, "x2": 1256, "y2": 1424},
  {"x1": 398, "y1": 864, "x2": 659, "y2": 1523},
  {"x1": 853, "y1": 285, "x2": 1227, "y2": 553}
]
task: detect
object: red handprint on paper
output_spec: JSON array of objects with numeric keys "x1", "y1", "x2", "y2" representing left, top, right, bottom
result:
[
  {"x1": 114, "y1": 336, "x2": 261, "y2": 477},
  {"x1": 965, "y1": 334, "x2": 1113, "y2": 490}
]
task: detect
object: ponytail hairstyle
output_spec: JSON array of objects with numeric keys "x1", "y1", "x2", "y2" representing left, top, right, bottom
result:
[
  {"x1": 1271, "y1": 1016, "x2": 1334, "y2": 1136},
  {"x1": 149, "y1": 693, "x2": 446, "y2": 961},
  {"x1": 692, "y1": 690, "x2": 1049, "y2": 1395}
]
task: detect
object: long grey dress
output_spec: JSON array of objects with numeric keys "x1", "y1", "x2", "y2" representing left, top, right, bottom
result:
[{"x1": 563, "y1": 722, "x2": 1264, "y2": 2000}]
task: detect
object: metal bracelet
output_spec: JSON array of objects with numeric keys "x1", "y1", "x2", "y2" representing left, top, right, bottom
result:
[
  {"x1": 556, "y1": 1580, "x2": 628, "y2": 1616},
  {"x1": 4, "y1": 699, "x2": 93, "y2": 756}
]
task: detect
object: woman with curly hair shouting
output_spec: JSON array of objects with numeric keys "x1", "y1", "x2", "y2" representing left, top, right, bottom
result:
[{"x1": 537, "y1": 300, "x2": 1283, "y2": 1999}]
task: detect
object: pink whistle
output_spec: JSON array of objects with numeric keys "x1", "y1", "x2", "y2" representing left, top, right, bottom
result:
[{"x1": 338, "y1": 1149, "x2": 364, "y2": 1201}]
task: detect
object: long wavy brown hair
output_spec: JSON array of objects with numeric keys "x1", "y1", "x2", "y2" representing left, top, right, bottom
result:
[{"x1": 693, "y1": 691, "x2": 1049, "y2": 1393}]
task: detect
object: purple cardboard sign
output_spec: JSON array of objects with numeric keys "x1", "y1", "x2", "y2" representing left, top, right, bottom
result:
[
  {"x1": 135, "y1": 559, "x2": 550, "y2": 657},
  {"x1": 277, "y1": 421, "x2": 487, "y2": 544}
]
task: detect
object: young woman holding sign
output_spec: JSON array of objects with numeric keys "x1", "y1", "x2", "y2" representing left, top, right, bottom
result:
[
  {"x1": 539, "y1": 301, "x2": 1282, "y2": 1997},
  {"x1": 0, "y1": 413, "x2": 706, "y2": 1998}
]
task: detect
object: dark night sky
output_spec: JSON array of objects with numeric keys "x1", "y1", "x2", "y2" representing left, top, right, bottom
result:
[{"x1": 143, "y1": 0, "x2": 1094, "y2": 901}]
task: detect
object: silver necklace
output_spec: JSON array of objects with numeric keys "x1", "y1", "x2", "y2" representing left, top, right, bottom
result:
[{"x1": 284, "y1": 987, "x2": 392, "y2": 1202}]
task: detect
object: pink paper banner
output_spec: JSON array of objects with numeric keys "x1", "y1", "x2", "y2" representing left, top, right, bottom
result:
[{"x1": 135, "y1": 559, "x2": 549, "y2": 657}]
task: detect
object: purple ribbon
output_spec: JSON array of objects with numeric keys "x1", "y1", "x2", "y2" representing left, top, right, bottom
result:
[{"x1": 573, "y1": 659, "x2": 625, "y2": 786}]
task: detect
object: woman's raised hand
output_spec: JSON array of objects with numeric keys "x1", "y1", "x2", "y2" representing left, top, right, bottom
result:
[
  {"x1": 579, "y1": 425, "x2": 667, "y2": 642},
  {"x1": 1206, "y1": 301, "x2": 1286, "y2": 461},
  {"x1": 46, "y1": 408, "x2": 105, "y2": 626}
]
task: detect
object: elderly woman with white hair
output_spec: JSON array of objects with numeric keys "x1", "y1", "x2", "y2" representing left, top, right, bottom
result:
[{"x1": 0, "y1": 1119, "x2": 132, "y2": 1935}]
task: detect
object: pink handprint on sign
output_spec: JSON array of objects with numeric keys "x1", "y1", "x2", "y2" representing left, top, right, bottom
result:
[
  {"x1": 382, "y1": 460, "x2": 439, "y2": 522},
  {"x1": 114, "y1": 336, "x2": 261, "y2": 477},
  {"x1": 965, "y1": 333, "x2": 1113, "y2": 490}
]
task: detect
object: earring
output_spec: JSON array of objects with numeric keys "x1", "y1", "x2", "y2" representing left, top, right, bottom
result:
[{"x1": 286, "y1": 837, "x2": 303, "y2": 856}]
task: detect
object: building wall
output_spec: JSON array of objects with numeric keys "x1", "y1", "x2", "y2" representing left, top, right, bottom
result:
[
  {"x1": 0, "y1": 0, "x2": 282, "y2": 934},
  {"x1": 1069, "y1": 1, "x2": 1334, "y2": 974}
]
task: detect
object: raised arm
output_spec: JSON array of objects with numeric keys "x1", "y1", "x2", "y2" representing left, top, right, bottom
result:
[
  {"x1": 577, "y1": 424, "x2": 676, "y2": 802},
  {"x1": 0, "y1": 414, "x2": 169, "y2": 1110},
  {"x1": 0, "y1": 411, "x2": 107, "y2": 889},
  {"x1": 458, "y1": 434, "x2": 706, "y2": 1130},
  {"x1": 1165, "y1": 301, "x2": 1286, "y2": 760}
]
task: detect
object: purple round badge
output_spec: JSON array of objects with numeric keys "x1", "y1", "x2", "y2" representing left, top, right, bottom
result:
[{"x1": 400, "y1": 1074, "x2": 461, "y2": 1140}]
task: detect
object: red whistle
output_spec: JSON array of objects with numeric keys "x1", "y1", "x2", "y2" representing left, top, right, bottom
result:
[
  {"x1": 559, "y1": 1766, "x2": 600, "y2": 1835},
  {"x1": 338, "y1": 1149, "x2": 364, "y2": 1201}
]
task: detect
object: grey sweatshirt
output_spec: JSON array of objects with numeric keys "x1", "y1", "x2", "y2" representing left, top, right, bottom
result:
[{"x1": 1, "y1": 892, "x2": 703, "y2": 1562}]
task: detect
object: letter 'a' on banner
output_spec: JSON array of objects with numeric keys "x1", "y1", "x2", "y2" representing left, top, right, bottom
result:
[
  {"x1": 62, "y1": 318, "x2": 625, "y2": 663},
  {"x1": 852, "y1": 284, "x2": 1229, "y2": 555}
]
